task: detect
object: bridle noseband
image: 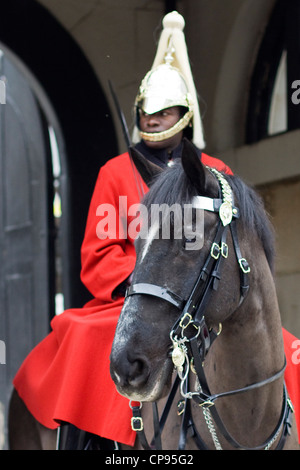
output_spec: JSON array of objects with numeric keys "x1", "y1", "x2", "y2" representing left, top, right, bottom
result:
[{"x1": 126, "y1": 168, "x2": 293, "y2": 450}]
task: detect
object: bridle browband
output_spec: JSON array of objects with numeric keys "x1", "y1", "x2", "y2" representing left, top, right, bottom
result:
[{"x1": 126, "y1": 168, "x2": 293, "y2": 450}]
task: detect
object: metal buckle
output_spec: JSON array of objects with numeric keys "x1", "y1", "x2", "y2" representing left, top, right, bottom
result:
[
  {"x1": 177, "y1": 400, "x2": 185, "y2": 416},
  {"x1": 287, "y1": 398, "x2": 294, "y2": 413},
  {"x1": 199, "y1": 400, "x2": 215, "y2": 408},
  {"x1": 211, "y1": 242, "x2": 220, "y2": 259},
  {"x1": 239, "y1": 258, "x2": 251, "y2": 273},
  {"x1": 179, "y1": 312, "x2": 193, "y2": 329},
  {"x1": 221, "y1": 242, "x2": 228, "y2": 258},
  {"x1": 131, "y1": 416, "x2": 144, "y2": 431},
  {"x1": 129, "y1": 400, "x2": 144, "y2": 431}
]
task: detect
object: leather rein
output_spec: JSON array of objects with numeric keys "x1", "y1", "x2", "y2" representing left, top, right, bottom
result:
[{"x1": 126, "y1": 168, "x2": 294, "y2": 450}]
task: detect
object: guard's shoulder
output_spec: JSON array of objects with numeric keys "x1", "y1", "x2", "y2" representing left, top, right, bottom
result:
[{"x1": 101, "y1": 152, "x2": 131, "y2": 171}]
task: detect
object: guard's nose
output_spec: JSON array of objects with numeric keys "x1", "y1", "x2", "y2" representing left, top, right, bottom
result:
[{"x1": 147, "y1": 115, "x2": 159, "y2": 127}]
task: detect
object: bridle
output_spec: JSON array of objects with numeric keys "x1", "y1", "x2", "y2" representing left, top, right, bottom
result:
[{"x1": 126, "y1": 168, "x2": 294, "y2": 450}]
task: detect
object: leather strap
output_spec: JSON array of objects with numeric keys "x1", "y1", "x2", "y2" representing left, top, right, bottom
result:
[
  {"x1": 126, "y1": 283, "x2": 185, "y2": 310},
  {"x1": 207, "y1": 383, "x2": 291, "y2": 450},
  {"x1": 230, "y1": 220, "x2": 250, "y2": 304},
  {"x1": 131, "y1": 404, "x2": 152, "y2": 450}
]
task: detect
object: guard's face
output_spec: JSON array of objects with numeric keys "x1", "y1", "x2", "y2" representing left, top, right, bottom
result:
[{"x1": 139, "y1": 106, "x2": 183, "y2": 151}]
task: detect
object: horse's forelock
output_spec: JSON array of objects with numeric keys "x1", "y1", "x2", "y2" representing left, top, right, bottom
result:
[{"x1": 143, "y1": 163, "x2": 201, "y2": 208}]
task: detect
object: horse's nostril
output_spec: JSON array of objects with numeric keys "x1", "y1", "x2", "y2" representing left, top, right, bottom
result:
[
  {"x1": 127, "y1": 357, "x2": 150, "y2": 388},
  {"x1": 110, "y1": 349, "x2": 151, "y2": 391}
]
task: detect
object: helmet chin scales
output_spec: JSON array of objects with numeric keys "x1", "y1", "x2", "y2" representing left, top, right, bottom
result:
[{"x1": 139, "y1": 110, "x2": 193, "y2": 143}]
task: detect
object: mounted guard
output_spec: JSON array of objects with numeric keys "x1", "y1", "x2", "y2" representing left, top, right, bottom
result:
[{"x1": 9, "y1": 11, "x2": 300, "y2": 451}]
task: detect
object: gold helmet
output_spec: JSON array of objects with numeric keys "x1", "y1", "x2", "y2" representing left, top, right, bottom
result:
[{"x1": 133, "y1": 11, "x2": 205, "y2": 148}]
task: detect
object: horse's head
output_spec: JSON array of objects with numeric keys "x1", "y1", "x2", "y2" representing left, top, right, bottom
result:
[{"x1": 110, "y1": 139, "x2": 274, "y2": 402}]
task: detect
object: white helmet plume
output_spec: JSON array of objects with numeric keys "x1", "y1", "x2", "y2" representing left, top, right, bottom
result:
[{"x1": 133, "y1": 11, "x2": 205, "y2": 149}]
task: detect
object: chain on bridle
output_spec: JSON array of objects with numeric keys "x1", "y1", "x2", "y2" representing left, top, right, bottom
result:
[{"x1": 126, "y1": 168, "x2": 293, "y2": 450}]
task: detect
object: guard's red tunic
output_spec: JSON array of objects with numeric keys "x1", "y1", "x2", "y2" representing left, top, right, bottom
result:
[{"x1": 13, "y1": 152, "x2": 300, "y2": 446}]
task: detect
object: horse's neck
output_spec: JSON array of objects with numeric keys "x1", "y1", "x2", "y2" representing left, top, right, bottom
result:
[
  {"x1": 203, "y1": 267, "x2": 285, "y2": 448},
  {"x1": 225, "y1": 280, "x2": 283, "y2": 369}
]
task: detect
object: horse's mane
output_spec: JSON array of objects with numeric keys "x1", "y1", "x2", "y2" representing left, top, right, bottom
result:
[{"x1": 142, "y1": 162, "x2": 276, "y2": 272}]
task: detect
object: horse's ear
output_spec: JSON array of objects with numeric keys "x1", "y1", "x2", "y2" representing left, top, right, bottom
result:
[
  {"x1": 181, "y1": 138, "x2": 206, "y2": 193},
  {"x1": 129, "y1": 146, "x2": 163, "y2": 187}
]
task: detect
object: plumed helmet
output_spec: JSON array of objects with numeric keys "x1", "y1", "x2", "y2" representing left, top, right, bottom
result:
[
  {"x1": 136, "y1": 63, "x2": 192, "y2": 116},
  {"x1": 133, "y1": 11, "x2": 205, "y2": 148}
]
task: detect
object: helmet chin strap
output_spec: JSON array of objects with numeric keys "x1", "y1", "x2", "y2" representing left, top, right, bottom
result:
[{"x1": 139, "y1": 109, "x2": 193, "y2": 142}]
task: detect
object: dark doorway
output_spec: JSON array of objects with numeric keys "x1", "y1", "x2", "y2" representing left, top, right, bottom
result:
[
  {"x1": 0, "y1": 49, "x2": 55, "y2": 449},
  {"x1": 0, "y1": 0, "x2": 117, "y2": 449},
  {"x1": 0, "y1": 0, "x2": 118, "y2": 309}
]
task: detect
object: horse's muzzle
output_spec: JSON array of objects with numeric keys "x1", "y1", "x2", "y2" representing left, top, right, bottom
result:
[{"x1": 110, "y1": 350, "x2": 152, "y2": 398}]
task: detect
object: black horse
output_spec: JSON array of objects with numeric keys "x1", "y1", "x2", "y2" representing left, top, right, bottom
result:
[{"x1": 110, "y1": 139, "x2": 299, "y2": 450}]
